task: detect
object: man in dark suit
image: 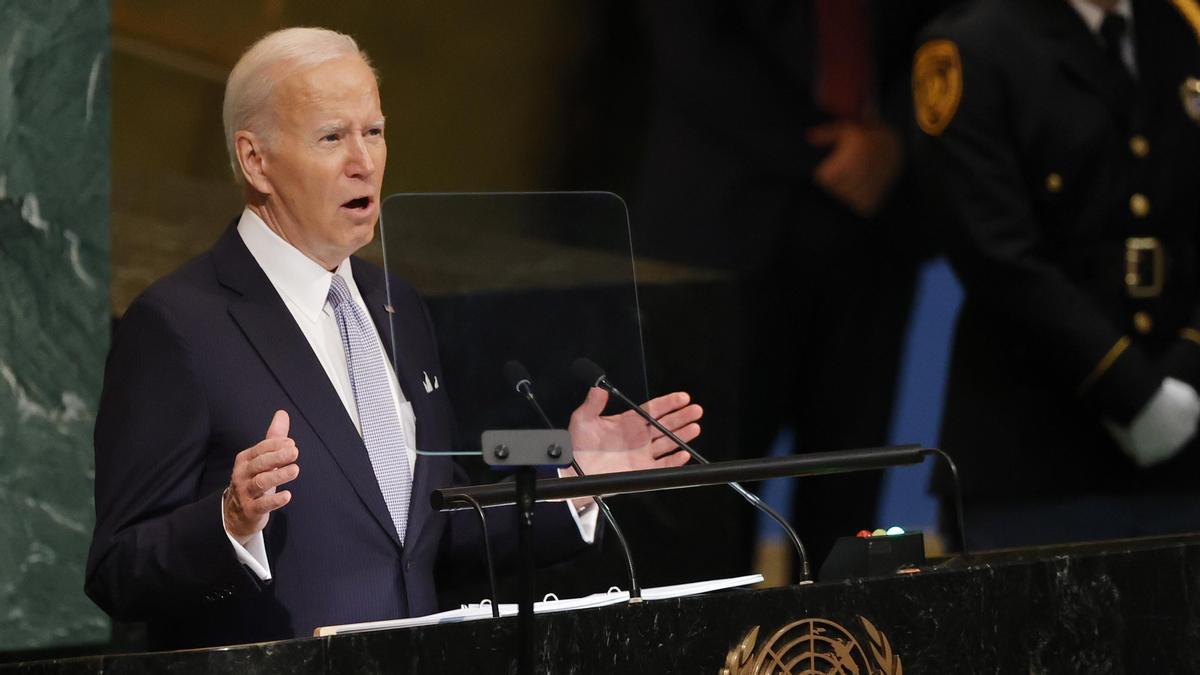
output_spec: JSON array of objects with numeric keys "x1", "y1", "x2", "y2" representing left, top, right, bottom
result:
[
  {"x1": 632, "y1": 0, "x2": 951, "y2": 573},
  {"x1": 914, "y1": 0, "x2": 1200, "y2": 549},
  {"x1": 85, "y1": 27, "x2": 700, "y2": 649}
]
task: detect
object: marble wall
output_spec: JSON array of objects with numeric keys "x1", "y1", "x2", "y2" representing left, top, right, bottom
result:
[{"x1": 0, "y1": 1, "x2": 111, "y2": 650}]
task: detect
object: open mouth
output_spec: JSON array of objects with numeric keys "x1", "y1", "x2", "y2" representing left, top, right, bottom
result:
[{"x1": 342, "y1": 196, "x2": 371, "y2": 211}]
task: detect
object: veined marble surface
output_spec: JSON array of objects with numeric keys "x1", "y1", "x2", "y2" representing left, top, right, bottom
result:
[{"x1": 0, "y1": 1, "x2": 111, "y2": 650}]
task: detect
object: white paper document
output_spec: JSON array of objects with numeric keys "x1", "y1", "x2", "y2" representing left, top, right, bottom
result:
[
  {"x1": 314, "y1": 574, "x2": 763, "y2": 637},
  {"x1": 640, "y1": 573, "x2": 764, "y2": 601}
]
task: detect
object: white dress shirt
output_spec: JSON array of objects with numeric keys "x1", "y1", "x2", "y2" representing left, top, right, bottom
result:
[
  {"x1": 226, "y1": 208, "x2": 595, "y2": 581},
  {"x1": 1069, "y1": 0, "x2": 1137, "y2": 75}
]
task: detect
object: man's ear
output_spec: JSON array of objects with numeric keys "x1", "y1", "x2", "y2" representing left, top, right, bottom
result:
[{"x1": 235, "y1": 130, "x2": 272, "y2": 195}]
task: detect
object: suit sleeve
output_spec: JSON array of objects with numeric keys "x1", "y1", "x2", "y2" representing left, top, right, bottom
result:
[
  {"x1": 438, "y1": 465, "x2": 598, "y2": 579},
  {"x1": 913, "y1": 37, "x2": 1160, "y2": 424},
  {"x1": 85, "y1": 294, "x2": 262, "y2": 620}
]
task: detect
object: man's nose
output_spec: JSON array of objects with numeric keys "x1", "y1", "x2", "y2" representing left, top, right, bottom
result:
[{"x1": 345, "y1": 136, "x2": 375, "y2": 177}]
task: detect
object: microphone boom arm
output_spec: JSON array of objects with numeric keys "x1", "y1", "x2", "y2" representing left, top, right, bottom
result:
[{"x1": 590, "y1": 371, "x2": 816, "y2": 583}]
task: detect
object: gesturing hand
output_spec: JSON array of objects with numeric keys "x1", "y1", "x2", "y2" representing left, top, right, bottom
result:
[
  {"x1": 566, "y1": 387, "x2": 701, "y2": 476},
  {"x1": 223, "y1": 410, "x2": 300, "y2": 544}
]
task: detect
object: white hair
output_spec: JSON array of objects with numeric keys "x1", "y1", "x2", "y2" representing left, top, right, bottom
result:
[{"x1": 222, "y1": 27, "x2": 373, "y2": 183}]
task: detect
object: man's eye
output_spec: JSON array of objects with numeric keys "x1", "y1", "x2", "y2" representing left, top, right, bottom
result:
[
  {"x1": 321, "y1": 133, "x2": 340, "y2": 143},
  {"x1": 366, "y1": 127, "x2": 383, "y2": 137}
]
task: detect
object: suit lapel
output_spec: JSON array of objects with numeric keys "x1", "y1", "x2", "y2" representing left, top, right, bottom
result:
[
  {"x1": 212, "y1": 227, "x2": 404, "y2": 551},
  {"x1": 354, "y1": 260, "x2": 440, "y2": 552}
]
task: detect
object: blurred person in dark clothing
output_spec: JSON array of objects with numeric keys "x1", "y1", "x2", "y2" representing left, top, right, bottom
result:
[
  {"x1": 633, "y1": 1, "x2": 952, "y2": 573},
  {"x1": 914, "y1": 0, "x2": 1200, "y2": 550}
]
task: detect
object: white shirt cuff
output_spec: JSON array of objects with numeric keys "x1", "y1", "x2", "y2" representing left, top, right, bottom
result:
[
  {"x1": 567, "y1": 499, "x2": 600, "y2": 545},
  {"x1": 556, "y1": 467, "x2": 600, "y2": 544},
  {"x1": 221, "y1": 496, "x2": 272, "y2": 581}
]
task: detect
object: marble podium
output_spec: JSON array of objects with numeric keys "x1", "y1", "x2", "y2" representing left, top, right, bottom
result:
[{"x1": 5, "y1": 534, "x2": 1200, "y2": 673}]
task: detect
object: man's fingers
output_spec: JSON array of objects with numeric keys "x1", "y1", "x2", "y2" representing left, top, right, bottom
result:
[
  {"x1": 235, "y1": 437, "x2": 293, "y2": 473},
  {"x1": 575, "y1": 386, "x2": 609, "y2": 418},
  {"x1": 640, "y1": 391, "x2": 692, "y2": 420},
  {"x1": 569, "y1": 387, "x2": 609, "y2": 431},
  {"x1": 224, "y1": 416, "x2": 295, "y2": 540},
  {"x1": 650, "y1": 422, "x2": 702, "y2": 457},
  {"x1": 265, "y1": 409, "x2": 290, "y2": 440},
  {"x1": 224, "y1": 484, "x2": 293, "y2": 541},
  {"x1": 653, "y1": 448, "x2": 692, "y2": 467},
  {"x1": 649, "y1": 404, "x2": 704, "y2": 437},
  {"x1": 241, "y1": 489, "x2": 293, "y2": 517},
  {"x1": 233, "y1": 440, "x2": 298, "y2": 499},
  {"x1": 246, "y1": 440, "x2": 298, "y2": 476},
  {"x1": 263, "y1": 489, "x2": 292, "y2": 511},
  {"x1": 250, "y1": 463, "x2": 300, "y2": 496}
]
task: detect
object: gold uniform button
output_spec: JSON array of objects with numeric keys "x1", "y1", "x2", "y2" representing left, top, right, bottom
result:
[
  {"x1": 1130, "y1": 135, "x2": 1150, "y2": 157},
  {"x1": 1046, "y1": 172, "x2": 1063, "y2": 193},
  {"x1": 1130, "y1": 193, "x2": 1150, "y2": 217},
  {"x1": 1134, "y1": 311, "x2": 1153, "y2": 334}
]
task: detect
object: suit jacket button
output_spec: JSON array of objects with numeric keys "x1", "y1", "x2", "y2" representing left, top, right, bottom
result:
[
  {"x1": 1130, "y1": 135, "x2": 1150, "y2": 157},
  {"x1": 1130, "y1": 193, "x2": 1150, "y2": 217},
  {"x1": 1134, "y1": 311, "x2": 1153, "y2": 334},
  {"x1": 1045, "y1": 172, "x2": 1063, "y2": 193}
]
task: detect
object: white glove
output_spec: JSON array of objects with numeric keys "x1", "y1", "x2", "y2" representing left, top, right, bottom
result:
[{"x1": 1104, "y1": 377, "x2": 1200, "y2": 468}]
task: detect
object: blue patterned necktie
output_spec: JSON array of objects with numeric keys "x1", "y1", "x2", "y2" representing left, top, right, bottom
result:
[{"x1": 327, "y1": 274, "x2": 412, "y2": 543}]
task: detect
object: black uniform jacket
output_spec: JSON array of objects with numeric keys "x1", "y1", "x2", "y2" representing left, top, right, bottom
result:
[{"x1": 915, "y1": 0, "x2": 1200, "y2": 497}]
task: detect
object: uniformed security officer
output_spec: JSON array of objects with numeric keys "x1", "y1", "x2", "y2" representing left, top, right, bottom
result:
[{"x1": 914, "y1": 0, "x2": 1200, "y2": 549}]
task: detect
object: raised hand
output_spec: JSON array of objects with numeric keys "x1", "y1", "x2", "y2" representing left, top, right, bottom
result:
[
  {"x1": 223, "y1": 410, "x2": 300, "y2": 544},
  {"x1": 566, "y1": 387, "x2": 702, "y2": 476}
]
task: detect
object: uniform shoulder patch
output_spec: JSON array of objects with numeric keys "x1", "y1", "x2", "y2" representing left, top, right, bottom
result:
[
  {"x1": 913, "y1": 39, "x2": 963, "y2": 136},
  {"x1": 1169, "y1": 0, "x2": 1200, "y2": 44}
]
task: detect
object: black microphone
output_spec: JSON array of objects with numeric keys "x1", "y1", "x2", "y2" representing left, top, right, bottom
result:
[
  {"x1": 502, "y1": 360, "x2": 644, "y2": 600},
  {"x1": 504, "y1": 360, "x2": 552, "y2": 427},
  {"x1": 503, "y1": 360, "x2": 533, "y2": 396},
  {"x1": 571, "y1": 357, "x2": 607, "y2": 389},
  {"x1": 571, "y1": 357, "x2": 813, "y2": 582}
]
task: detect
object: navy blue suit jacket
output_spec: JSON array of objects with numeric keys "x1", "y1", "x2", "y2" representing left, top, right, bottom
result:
[{"x1": 85, "y1": 224, "x2": 585, "y2": 649}]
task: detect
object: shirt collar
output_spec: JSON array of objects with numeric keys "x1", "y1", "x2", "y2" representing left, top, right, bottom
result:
[
  {"x1": 236, "y1": 207, "x2": 359, "y2": 323},
  {"x1": 1068, "y1": 0, "x2": 1133, "y2": 35}
]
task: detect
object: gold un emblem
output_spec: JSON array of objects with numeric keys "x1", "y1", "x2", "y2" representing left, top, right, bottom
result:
[{"x1": 721, "y1": 616, "x2": 901, "y2": 675}]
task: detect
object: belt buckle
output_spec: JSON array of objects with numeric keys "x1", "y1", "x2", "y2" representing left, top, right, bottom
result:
[{"x1": 1125, "y1": 237, "x2": 1163, "y2": 299}]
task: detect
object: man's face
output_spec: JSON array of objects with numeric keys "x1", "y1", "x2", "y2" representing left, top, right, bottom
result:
[{"x1": 258, "y1": 55, "x2": 386, "y2": 269}]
